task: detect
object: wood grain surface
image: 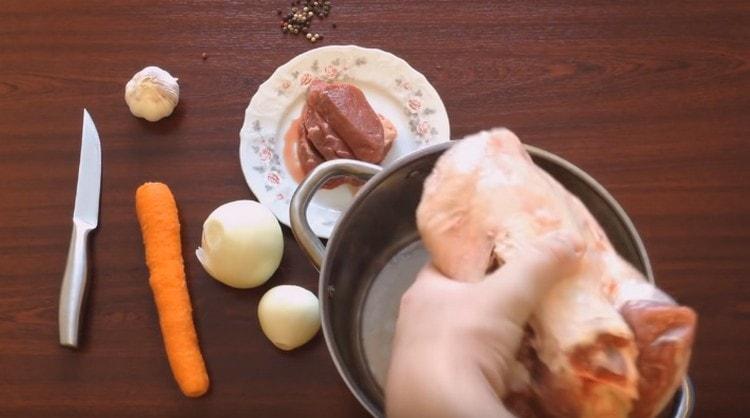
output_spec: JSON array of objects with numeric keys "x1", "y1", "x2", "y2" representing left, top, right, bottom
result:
[{"x1": 1, "y1": 1, "x2": 748, "y2": 417}]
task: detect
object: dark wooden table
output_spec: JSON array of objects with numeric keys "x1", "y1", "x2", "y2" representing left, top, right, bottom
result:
[{"x1": 1, "y1": 1, "x2": 748, "y2": 416}]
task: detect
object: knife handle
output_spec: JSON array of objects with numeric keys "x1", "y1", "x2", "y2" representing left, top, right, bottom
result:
[{"x1": 59, "y1": 221, "x2": 92, "y2": 348}]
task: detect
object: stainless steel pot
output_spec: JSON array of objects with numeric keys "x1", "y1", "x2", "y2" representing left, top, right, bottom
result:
[{"x1": 290, "y1": 141, "x2": 693, "y2": 418}]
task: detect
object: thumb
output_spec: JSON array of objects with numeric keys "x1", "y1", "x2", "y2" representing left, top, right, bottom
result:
[{"x1": 481, "y1": 231, "x2": 584, "y2": 325}]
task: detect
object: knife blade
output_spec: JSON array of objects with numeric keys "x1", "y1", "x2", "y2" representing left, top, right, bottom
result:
[{"x1": 59, "y1": 109, "x2": 101, "y2": 348}]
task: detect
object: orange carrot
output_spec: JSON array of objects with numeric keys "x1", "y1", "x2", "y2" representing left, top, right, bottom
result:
[{"x1": 135, "y1": 182, "x2": 209, "y2": 397}]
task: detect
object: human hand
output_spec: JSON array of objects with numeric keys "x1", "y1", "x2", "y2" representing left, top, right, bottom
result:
[{"x1": 385, "y1": 232, "x2": 583, "y2": 418}]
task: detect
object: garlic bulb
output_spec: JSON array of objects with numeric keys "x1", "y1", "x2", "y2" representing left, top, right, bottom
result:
[
  {"x1": 196, "y1": 200, "x2": 283, "y2": 289},
  {"x1": 125, "y1": 66, "x2": 179, "y2": 122},
  {"x1": 258, "y1": 285, "x2": 321, "y2": 350}
]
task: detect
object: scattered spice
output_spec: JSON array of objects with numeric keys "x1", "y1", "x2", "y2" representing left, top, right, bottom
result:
[
  {"x1": 279, "y1": 0, "x2": 332, "y2": 43},
  {"x1": 201, "y1": 52, "x2": 208, "y2": 60}
]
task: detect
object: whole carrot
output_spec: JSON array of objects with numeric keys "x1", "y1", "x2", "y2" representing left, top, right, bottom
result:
[{"x1": 135, "y1": 182, "x2": 209, "y2": 397}]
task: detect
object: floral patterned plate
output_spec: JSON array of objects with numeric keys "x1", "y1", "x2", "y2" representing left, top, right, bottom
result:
[{"x1": 239, "y1": 45, "x2": 450, "y2": 238}]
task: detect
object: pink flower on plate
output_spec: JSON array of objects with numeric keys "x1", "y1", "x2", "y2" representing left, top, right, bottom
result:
[
  {"x1": 402, "y1": 81, "x2": 412, "y2": 91},
  {"x1": 280, "y1": 79, "x2": 292, "y2": 91},
  {"x1": 407, "y1": 98, "x2": 422, "y2": 113},
  {"x1": 323, "y1": 65, "x2": 339, "y2": 80},
  {"x1": 275, "y1": 193, "x2": 285, "y2": 201},
  {"x1": 259, "y1": 146, "x2": 274, "y2": 162},
  {"x1": 299, "y1": 72, "x2": 314, "y2": 86},
  {"x1": 267, "y1": 171, "x2": 281, "y2": 185},
  {"x1": 416, "y1": 120, "x2": 431, "y2": 137}
]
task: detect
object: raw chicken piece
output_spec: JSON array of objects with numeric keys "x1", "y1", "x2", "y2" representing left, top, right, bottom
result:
[
  {"x1": 416, "y1": 129, "x2": 696, "y2": 418},
  {"x1": 605, "y1": 252, "x2": 697, "y2": 418},
  {"x1": 417, "y1": 129, "x2": 639, "y2": 416}
]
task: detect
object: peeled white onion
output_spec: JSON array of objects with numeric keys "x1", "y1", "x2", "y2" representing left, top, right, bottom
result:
[
  {"x1": 196, "y1": 200, "x2": 283, "y2": 289},
  {"x1": 258, "y1": 285, "x2": 321, "y2": 350}
]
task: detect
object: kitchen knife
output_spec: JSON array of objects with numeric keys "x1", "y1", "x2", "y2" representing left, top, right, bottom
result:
[{"x1": 59, "y1": 109, "x2": 101, "y2": 348}]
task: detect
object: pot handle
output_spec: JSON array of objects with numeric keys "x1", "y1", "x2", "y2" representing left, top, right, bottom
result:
[{"x1": 290, "y1": 159, "x2": 382, "y2": 270}]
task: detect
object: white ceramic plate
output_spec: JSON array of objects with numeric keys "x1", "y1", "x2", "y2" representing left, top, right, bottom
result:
[{"x1": 240, "y1": 45, "x2": 450, "y2": 238}]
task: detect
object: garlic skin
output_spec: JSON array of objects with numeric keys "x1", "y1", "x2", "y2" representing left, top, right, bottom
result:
[
  {"x1": 196, "y1": 200, "x2": 283, "y2": 289},
  {"x1": 125, "y1": 66, "x2": 179, "y2": 122},
  {"x1": 258, "y1": 285, "x2": 321, "y2": 351}
]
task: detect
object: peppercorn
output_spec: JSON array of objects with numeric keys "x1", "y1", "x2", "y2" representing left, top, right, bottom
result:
[{"x1": 279, "y1": 0, "x2": 332, "y2": 43}]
